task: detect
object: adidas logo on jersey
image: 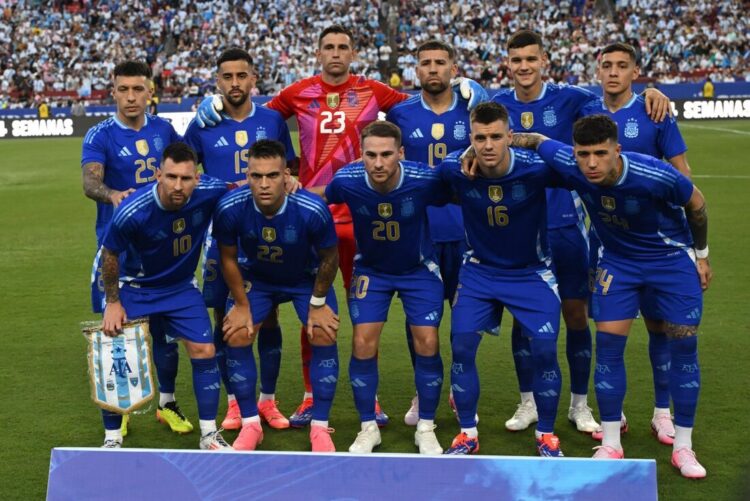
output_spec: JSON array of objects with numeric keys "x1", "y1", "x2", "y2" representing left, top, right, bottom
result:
[
  {"x1": 466, "y1": 188, "x2": 481, "y2": 199},
  {"x1": 308, "y1": 99, "x2": 321, "y2": 109},
  {"x1": 356, "y1": 206, "x2": 371, "y2": 216},
  {"x1": 685, "y1": 308, "x2": 701, "y2": 320},
  {"x1": 537, "y1": 322, "x2": 555, "y2": 334},
  {"x1": 409, "y1": 128, "x2": 424, "y2": 139},
  {"x1": 118, "y1": 146, "x2": 133, "y2": 157},
  {"x1": 214, "y1": 136, "x2": 229, "y2": 147},
  {"x1": 425, "y1": 311, "x2": 440, "y2": 322}
]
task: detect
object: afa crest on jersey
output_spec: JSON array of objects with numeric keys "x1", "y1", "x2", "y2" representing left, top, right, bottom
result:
[
  {"x1": 153, "y1": 135, "x2": 164, "y2": 152},
  {"x1": 624, "y1": 197, "x2": 641, "y2": 215},
  {"x1": 488, "y1": 185, "x2": 504, "y2": 203},
  {"x1": 454, "y1": 121, "x2": 467, "y2": 141},
  {"x1": 191, "y1": 210, "x2": 204, "y2": 227},
  {"x1": 136, "y1": 139, "x2": 150, "y2": 156},
  {"x1": 520, "y1": 112, "x2": 534, "y2": 129},
  {"x1": 256, "y1": 126, "x2": 267, "y2": 141},
  {"x1": 326, "y1": 93, "x2": 340, "y2": 109},
  {"x1": 378, "y1": 203, "x2": 393, "y2": 219},
  {"x1": 346, "y1": 89, "x2": 358, "y2": 106},
  {"x1": 601, "y1": 196, "x2": 616, "y2": 211},
  {"x1": 173, "y1": 218, "x2": 186, "y2": 234},
  {"x1": 431, "y1": 123, "x2": 445, "y2": 141},
  {"x1": 543, "y1": 107, "x2": 557, "y2": 127},
  {"x1": 262, "y1": 227, "x2": 276, "y2": 242},
  {"x1": 283, "y1": 225, "x2": 298, "y2": 243},
  {"x1": 235, "y1": 130, "x2": 249, "y2": 147},
  {"x1": 624, "y1": 119, "x2": 639, "y2": 139},
  {"x1": 401, "y1": 197, "x2": 415, "y2": 217},
  {"x1": 511, "y1": 182, "x2": 527, "y2": 201}
]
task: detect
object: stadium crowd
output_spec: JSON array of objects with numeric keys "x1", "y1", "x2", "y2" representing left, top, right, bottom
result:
[{"x1": 0, "y1": 0, "x2": 747, "y2": 109}]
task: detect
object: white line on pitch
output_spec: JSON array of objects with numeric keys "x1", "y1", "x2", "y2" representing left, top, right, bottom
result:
[
  {"x1": 693, "y1": 175, "x2": 750, "y2": 179},
  {"x1": 680, "y1": 123, "x2": 750, "y2": 135}
]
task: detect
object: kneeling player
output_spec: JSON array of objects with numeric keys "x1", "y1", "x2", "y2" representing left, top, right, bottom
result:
[
  {"x1": 442, "y1": 102, "x2": 565, "y2": 457},
  {"x1": 215, "y1": 140, "x2": 341, "y2": 452},
  {"x1": 312, "y1": 121, "x2": 450, "y2": 454},
  {"x1": 101, "y1": 142, "x2": 231, "y2": 450},
  {"x1": 514, "y1": 115, "x2": 711, "y2": 478}
]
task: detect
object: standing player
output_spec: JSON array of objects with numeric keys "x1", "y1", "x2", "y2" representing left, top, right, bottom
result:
[
  {"x1": 514, "y1": 115, "x2": 710, "y2": 478},
  {"x1": 385, "y1": 39, "x2": 471, "y2": 425},
  {"x1": 442, "y1": 102, "x2": 565, "y2": 457},
  {"x1": 81, "y1": 61, "x2": 189, "y2": 447},
  {"x1": 311, "y1": 121, "x2": 449, "y2": 454},
  {"x1": 196, "y1": 25, "x2": 486, "y2": 427},
  {"x1": 492, "y1": 30, "x2": 670, "y2": 434},
  {"x1": 183, "y1": 48, "x2": 297, "y2": 432},
  {"x1": 100, "y1": 142, "x2": 232, "y2": 450},
  {"x1": 583, "y1": 42, "x2": 693, "y2": 444},
  {"x1": 213, "y1": 140, "x2": 341, "y2": 452}
]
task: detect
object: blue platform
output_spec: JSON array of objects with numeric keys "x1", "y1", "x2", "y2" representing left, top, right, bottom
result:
[{"x1": 48, "y1": 447, "x2": 657, "y2": 500}]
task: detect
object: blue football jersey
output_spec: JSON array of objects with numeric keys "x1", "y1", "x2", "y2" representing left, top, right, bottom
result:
[
  {"x1": 82, "y1": 114, "x2": 181, "y2": 242},
  {"x1": 102, "y1": 175, "x2": 228, "y2": 287},
  {"x1": 493, "y1": 83, "x2": 598, "y2": 229},
  {"x1": 441, "y1": 148, "x2": 562, "y2": 269},
  {"x1": 538, "y1": 140, "x2": 695, "y2": 259},
  {"x1": 325, "y1": 161, "x2": 450, "y2": 275},
  {"x1": 212, "y1": 187, "x2": 337, "y2": 286},
  {"x1": 581, "y1": 94, "x2": 688, "y2": 160},
  {"x1": 183, "y1": 103, "x2": 296, "y2": 183},
  {"x1": 386, "y1": 93, "x2": 468, "y2": 243}
]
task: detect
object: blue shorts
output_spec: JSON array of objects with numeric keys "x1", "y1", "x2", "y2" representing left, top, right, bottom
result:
[
  {"x1": 435, "y1": 240, "x2": 468, "y2": 302},
  {"x1": 347, "y1": 264, "x2": 444, "y2": 327},
  {"x1": 591, "y1": 250, "x2": 702, "y2": 325},
  {"x1": 451, "y1": 261, "x2": 561, "y2": 339},
  {"x1": 201, "y1": 234, "x2": 229, "y2": 309},
  {"x1": 226, "y1": 278, "x2": 338, "y2": 325},
  {"x1": 549, "y1": 225, "x2": 589, "y2": 300},
  {"x1": 119, "y1": 280, "x2": 213, "y2": 343}
]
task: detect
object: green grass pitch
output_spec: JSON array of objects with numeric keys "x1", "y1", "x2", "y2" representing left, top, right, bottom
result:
[{"x1": 0, "y1": 120, "x2": 748, "y2": 499}]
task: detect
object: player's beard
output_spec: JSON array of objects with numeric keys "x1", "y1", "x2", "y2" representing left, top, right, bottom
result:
[
  {"x1": 225, "y1": 91, "x2": 249, "y2": 108},
  {"x1": 421, "y1": 80, "x2": 449, "y2": 95}
]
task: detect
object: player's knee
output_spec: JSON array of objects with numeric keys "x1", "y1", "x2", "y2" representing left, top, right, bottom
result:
[
  {"x1": 561, "y1": 300, "x2": 588, "y2": 329},
  {"x1": 667, "y1": 331, "x2": 698, "y2": 356},
  {"x1": 665, "y1": 322, "x2": 698, "y2": 340},
  {"x1": 185, "y1": 341, "x2": 215, "y2": 359},
  {"x1": 451, "y1": 332, "x2": 481, "y2": 365},
  {"x1": 309, "y1": 327, "x2": 337, "y2": 346},
  {"x1": 411, "y1": 332, "x2": 439, "y2": 356},
  {"x1": 351, "y1": 334, "x2": 377, "y2": 359}
]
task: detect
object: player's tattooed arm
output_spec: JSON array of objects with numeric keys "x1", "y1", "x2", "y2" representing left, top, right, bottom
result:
[
  {"x1": 82, "y1": 162, "x2": 135, "y2": 207},
  {"x1": 313, "y1": 245, "x2": 339, "y2": 299},
  {"x1": 665, "y1": 322, "x2": 698, "y2": 339},
  {"x1": 308, "y1": 245, "x2": 340, "y2": 343},
  {"x1": 685, "y1": 186, "x2": 712, "y2": 290},
  {"x1": 511, "y1": 133, "x2": 549, "y2": 150},
  {"x1": 101, "y1": 247, "x2": 120, "y2": 304},
  {"x1": 101, "y1": 247, "x2": 126, "y2": 336}
]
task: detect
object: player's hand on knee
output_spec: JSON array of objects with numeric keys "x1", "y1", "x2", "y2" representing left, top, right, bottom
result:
[
  {"x1": 307, "y1": 305, "x2": 339, "y2": 344},
  {"x1": 102, "y1": 301, "x2": 127, "y2": 337},
  {"x1": 223, "y1": 304, "x2": 253, "y2": 338},
  {"x1": 195, "y1": 95, "x2": 223, "y2": 128},
  {"x1": 225, "y1": 326, "x2": 255, "y2": 347},
  {"x1": 696, "y1": 257, "x2": 713, "y2": 291}
]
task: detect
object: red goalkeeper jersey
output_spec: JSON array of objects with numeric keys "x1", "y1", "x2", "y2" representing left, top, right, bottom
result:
[{"x1": 268, "y1": 74, "x2": 407, "y2": 223}]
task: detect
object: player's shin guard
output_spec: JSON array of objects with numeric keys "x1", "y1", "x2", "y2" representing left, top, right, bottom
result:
[
  {"x1": 594, "y1": 331, "x2": 628, "y2": 422},
  {"x1": 152, "y1": 327, "x2": 178, "y2": 394},
  {"x1": 101, "y1": 409, "x2": 123, "y2": 430},
  {"x1": 451, "y1": 332, "x2": 481, "y2": 428},
  {"x1": 349, "y1": 356, "x2": 378, "y2": 422},
  {"x1": 511, "y1": 323, "x2": 534, "y2": 393},
  {"x1": 414, "y1": 353, "x2": 443, "y2": 420},
  {"x1": 300, "y1": 327, "x2": 313, "y2": 394},
  {"x1": 648, "y1": 330, "x2": 671, "y2": 409},
  {"x1": 566, "y1": 327, "x2": 592, "y2": 395},
  {"x1": 531, "y1": 338, "x2": 562, "y2": 433},
  {"x1": 258, "y1": 326, "x2": 282, "y2": 395},
  {"x1": 213, "y1": 324, "x2": 232, "y2": 392},
  {"x1": 669, "y1": 336, "x2": 700, "y2": 428},
  {"x1": 310, "y1": 344, "x2": 339, "y2": 421},
  {"x1": 190, "y1": 357, "x2": 221, "y2": 420},
  {"x1": 225, "y1": 346, "x2": 258, "y2": 418}
]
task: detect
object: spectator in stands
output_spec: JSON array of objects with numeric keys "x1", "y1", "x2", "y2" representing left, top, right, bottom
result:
[
  {"x1": 703, "y1": 76, "x2": 715, "y2": 98},
  {"x1": 71, "y1": 98, "x2": 86, "y2": 117}
]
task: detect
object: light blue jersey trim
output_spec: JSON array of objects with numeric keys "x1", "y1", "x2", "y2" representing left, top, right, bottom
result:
[
  {"x1": 420, "y1": 93, "x2": 458, "y2": 112},
  {"x1": 112, "y1": 113, "x2": 149, "y2": 130},
  {"x1": 514, "y1": 83, "x2": 547, "y2": 103},
  {"x1": 615, "y1": 155, "x2": 630, "y2": 186},
  {"x1": 253, "y1": 195, "x2": 288, "y2": 216}
]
